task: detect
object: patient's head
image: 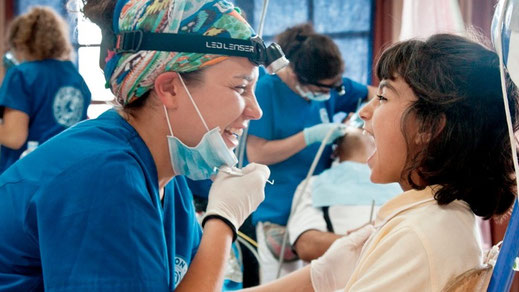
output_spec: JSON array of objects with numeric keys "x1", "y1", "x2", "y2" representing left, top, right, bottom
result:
[{"x1": 333, "y1": 127, "x2": 374, "y2": 164}]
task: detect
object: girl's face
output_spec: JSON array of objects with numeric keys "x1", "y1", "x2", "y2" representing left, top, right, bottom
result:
[
  {"x1": 359, "y1": 76, "x2": 418, "y2": 190},
  {"x1": 171, "y1": 57, "x2": 262, "y2": 149}
]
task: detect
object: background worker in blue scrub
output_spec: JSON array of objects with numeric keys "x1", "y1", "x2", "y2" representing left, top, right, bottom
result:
[
  {"x1": 246, "y1": 23, "x2": 376, "y2": 283},
  {"x1": 0, "y1": 6, "x2": 91, "y2": 174},
  {"x1": 0, "y1": 0, "x2": 275, "y2": 291}
]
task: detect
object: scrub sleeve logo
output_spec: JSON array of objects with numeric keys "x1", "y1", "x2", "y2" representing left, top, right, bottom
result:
[
  {"x1": 174, "y1": 256, "x2": 188, "y2": 288},
  {"x1": 52, "y1": 86, "x2": 85, "y2": 127}
]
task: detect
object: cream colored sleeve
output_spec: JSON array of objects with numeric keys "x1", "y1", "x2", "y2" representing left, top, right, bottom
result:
[
  {"x1": 345, "y1": 226, "x2": 433, "y2": 291},
  {"x1": 287, "y1": 177, "x2": 327, "y2": 246}
]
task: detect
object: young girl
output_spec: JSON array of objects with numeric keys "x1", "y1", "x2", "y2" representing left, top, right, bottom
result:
[{"x1": 247, "y1": 33, "x2": 518, "y2": 291}]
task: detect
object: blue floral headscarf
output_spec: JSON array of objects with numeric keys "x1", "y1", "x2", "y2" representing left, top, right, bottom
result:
[{"x1": 106, "y1": 0, "x2": 255, "y2": 105}]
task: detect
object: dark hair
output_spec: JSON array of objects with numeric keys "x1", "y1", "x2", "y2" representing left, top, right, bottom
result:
[
  {"x1": 81, "y1": 0, "x2": 116, "y2": 39},
  {"x1": 276, "y1": 23, "x2": 344, "y2": 84},
  {"x1": 81, "y1": 0, "x2": 204, "y2": 110},
  {"x1": 376, "y1": 34, "x2": 518, "y2": 218}
]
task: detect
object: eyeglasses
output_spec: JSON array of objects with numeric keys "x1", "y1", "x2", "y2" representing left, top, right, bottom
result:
[{"x1": 299, "y1": 76, "x2": 345, "y2": 95}]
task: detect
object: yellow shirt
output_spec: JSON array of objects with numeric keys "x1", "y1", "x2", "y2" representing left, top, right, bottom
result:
[{"x1": 344, "y1": 186, "x2": 483, "y2": 291}]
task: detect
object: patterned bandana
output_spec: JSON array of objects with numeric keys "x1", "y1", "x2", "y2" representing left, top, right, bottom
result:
[{"x1": 106, "y1": 0, "x2": 255, "y2": 105}]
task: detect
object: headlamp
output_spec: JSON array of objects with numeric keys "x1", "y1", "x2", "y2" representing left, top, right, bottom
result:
[{"x1": 114, "y1": 30, "x2": 289, "y2": 74}]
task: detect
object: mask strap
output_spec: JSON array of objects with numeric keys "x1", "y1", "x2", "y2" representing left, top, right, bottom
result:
[
  {"x1": 178, "y1": 74, "x2": 210, "y2": 132},
  {"x1": 163, "y1": 105, "x2": 175, "y2": 136}
]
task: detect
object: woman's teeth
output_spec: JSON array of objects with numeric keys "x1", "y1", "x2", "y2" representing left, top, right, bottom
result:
[{"x1": 226, "y1": 127, "x2": 243, "y2": 138}]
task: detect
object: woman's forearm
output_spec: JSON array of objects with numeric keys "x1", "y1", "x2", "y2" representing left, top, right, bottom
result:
[
  {"x1": 243, "y1": 265, "x2": 314, "y2": 292},
  {"x1": 0, "y1": 108, "x2": 29, "y2": 149},
  {"x1": 294, "y1": 230, "x2": 342, "y2": 261},
  {"x1": 246, "y1": 133, "x2": 307, "y2": 165},
  {"x1": 175, "y1": 219, "x2": 233, "y2": 291}
]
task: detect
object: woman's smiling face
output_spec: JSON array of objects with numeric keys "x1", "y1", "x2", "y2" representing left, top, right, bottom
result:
[
  {"x1": 359, "y1": 76, "x2": 418, "y2": 190},
  {"x1": 169, "y1": 57, "x2": 262, "y2": 149}
]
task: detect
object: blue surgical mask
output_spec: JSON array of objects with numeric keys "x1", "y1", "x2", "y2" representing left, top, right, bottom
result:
[
  {"x1": 295, "y1": 84, "x2": 331, "y2": 101},
  {"x1": 164, "y1": 74, "x2": 238, "y2": 180}
]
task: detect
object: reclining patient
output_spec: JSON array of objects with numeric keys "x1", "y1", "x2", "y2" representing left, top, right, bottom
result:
[{"x1": 288, "y1": 126, "x2": 401, "y2": 262}]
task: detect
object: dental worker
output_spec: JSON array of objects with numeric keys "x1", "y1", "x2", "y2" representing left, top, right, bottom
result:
[
  {"x1": 0, "y1": 0, "x2": 278, "y2": 290},
  {"x1": 0, "y1": 6, "x2": 91, "y2": 173},
  {"x1": 245, "y1": 23, "x2": 376, "y2": 282}
]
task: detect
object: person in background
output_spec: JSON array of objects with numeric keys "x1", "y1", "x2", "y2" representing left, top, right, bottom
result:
[
  {"x1": 246, "y1": 23, "x2": 376, "y2": 282},
  {"x1": 288, "y1": 126, "x2": 401, "y2": 262},
  {"x1": 244, "y1": 33, "x2": 518, "y2": 292},
  {"x1": 0, "y1": 6, "x2": 91, "y2": 173},
  {"x1": 0, "y1": 0, "x2": 271, "y2": 290}
]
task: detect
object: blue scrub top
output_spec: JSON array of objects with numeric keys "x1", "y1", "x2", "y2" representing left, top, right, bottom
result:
[
  {"x1": 0, "y1": 59, "x2": 91, "y2": 173},
  {"x1": 247, "y1": 74, "x2": 368, "y2": 225},
  {"x1": 0, "y1": 109, "x2": 201, "y2": 291},
  {"x1": 186, "y1": 178, "x2": 212, "y2": 199}
]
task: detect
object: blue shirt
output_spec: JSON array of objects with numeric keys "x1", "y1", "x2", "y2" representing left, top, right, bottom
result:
[
  {"x1": 0, "y1": 109, "x2": 201, "y2": 291},
  {"x1": 186, "y1": 178, "x2": 212, "y2": 199},
  {"x1": 247, "y1": 75, "x2": 368, "y2": 225},
  {"x1": 0, "y1": 59, "x2": 91, "y2": 173}
]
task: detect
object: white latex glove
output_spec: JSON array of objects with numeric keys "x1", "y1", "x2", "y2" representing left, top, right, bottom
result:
[
  {"x1": 303, "y1": 123, "x2": 347, "y2": 146},
  {"x1": 310, "y1": 225, "x2": 375, "y2": 292},
  {"x1": 203, "y1": 163, "x2": 270, "y2": 239}
]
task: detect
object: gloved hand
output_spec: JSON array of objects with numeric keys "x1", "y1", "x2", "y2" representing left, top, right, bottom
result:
[
  {"x1": 303, "y1": 123, "x2": 347, "y2": 146},
  {"x1": 310, "y1": 225, "x2": 375, "y2": 292},
  {"x1": 203, "y1": 163, "x2": 270, "y2": 240}
]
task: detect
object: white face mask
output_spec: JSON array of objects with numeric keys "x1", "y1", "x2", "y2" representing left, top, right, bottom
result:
[
  {"x1": 295, "y1": 84, "x2": 331, "y2": 101},
  {"x1": 163, "y1": 74, "x2": 238, "y2": 180}
]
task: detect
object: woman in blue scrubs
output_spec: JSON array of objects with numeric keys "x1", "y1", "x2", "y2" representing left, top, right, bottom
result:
[
  {"x1": 246, "y1": 23, "x2": 376, "y2": 282},
  {"x1": 0, "y1": 7, "x2": 91, "y2": 173},
  {"x1": 0, "y1": 0, "x2": 272, "y2": 291}
]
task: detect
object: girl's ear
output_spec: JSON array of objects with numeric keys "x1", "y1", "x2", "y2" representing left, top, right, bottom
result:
[
  {"x1": 414, "y1": 114, "x2": 446, "y2": 145},
  {"x1": 414, "y1": 132, "x2": 432, "y2": 145},
  {"x1": 154, "y1": 71, "x2": 180, "y2": 109}
]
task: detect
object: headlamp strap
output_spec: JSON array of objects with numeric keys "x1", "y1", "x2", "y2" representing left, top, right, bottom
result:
[{"x1": 115, "y1": 30, "x2": 261, "y2": 60}]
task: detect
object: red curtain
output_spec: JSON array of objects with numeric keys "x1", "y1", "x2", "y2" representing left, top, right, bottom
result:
[{"x1": 371, "y1": 0, "x2": 394, "y2": 86}]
